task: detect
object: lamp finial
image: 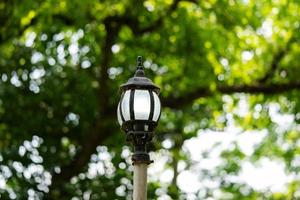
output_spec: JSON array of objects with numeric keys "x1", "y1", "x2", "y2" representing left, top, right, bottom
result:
[{"x1": 135, "y1": 56, "x2": 145, "y2": 77}]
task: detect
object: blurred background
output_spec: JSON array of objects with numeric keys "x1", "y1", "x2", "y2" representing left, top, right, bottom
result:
[{"x1": 0, "y1": 0, "x2": 300, "y2": 199}]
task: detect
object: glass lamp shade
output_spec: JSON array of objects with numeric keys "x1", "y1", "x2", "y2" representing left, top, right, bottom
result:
[{"x1": 117, "y1": 89, "x2": 161, "y2": 128}]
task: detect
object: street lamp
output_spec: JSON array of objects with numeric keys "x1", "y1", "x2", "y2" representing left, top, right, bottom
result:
[{"x1": 117, "y1": 56, "x2": 161, "y2": 200}]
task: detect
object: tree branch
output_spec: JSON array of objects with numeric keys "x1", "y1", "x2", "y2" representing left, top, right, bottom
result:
[
  {"x1": 135, "y1": 0, "x2": 198, "y2": 35},
  {"x1": 258, "y1": 49, "x2": 286, "y2": 83},
  {"x1": 46, "y1": 16, "x2": 120, "y2": 199},
  {"x1": 162, "y1": 81, "x2": 300, "y2": 109},
  {"x1": 258, "y1": 36, "x2": 295, "y2": 83},
  {"x1": 60, "y1": 12, "x2": 121, "y2": 177},
  {"x1": 103, "y1": 0, "x2": 198, "y2": 36}
]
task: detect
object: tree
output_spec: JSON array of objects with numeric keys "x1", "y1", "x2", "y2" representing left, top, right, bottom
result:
[{"x1": 0, "y1": 0, "x2": 299, "y2": 199}]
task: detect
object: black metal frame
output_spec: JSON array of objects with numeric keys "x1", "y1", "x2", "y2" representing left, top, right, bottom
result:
[{"x1": 119, "y1": 56, "x2": 161, "y2": 165}]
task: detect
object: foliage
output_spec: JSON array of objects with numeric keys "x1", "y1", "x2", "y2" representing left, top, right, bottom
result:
[{"x1": 0, "y1": 0, "x2": 300, "y2": 199}]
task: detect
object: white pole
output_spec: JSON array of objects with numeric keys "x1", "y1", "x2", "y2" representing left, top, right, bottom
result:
[{"x1": 133, "y1": 163, "x2": 147, "y2": 200}]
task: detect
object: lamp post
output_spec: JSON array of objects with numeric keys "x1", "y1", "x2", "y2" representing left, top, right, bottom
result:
[{"x1": 117, "y1": 56, "x2": 161, "y2": 200}]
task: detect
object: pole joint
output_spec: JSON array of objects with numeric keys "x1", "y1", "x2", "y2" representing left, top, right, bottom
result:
[{"x1": 126, "y1": 130, "x2": 153, "y2": 165}]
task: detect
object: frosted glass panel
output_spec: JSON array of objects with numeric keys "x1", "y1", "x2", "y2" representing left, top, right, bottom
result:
[
  {"x1": 117, "y1": 102, "x2": 122, "y2": 125},
  {"x1": 121, "y1": 90, "x2": 131, "y2": 121},
  {"x1": 152, "y1": 91, "x2": 161, "y2": 121},
  {"x1": 134, "y1": 90, "x2": 150, "y2": 120}
]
